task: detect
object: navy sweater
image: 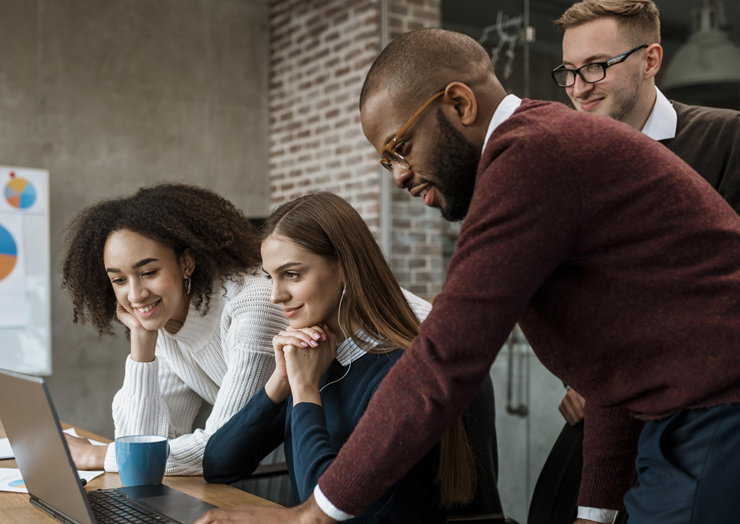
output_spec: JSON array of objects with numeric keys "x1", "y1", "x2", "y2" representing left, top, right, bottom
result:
[{"x1": 203, "y1": 350, "x2": 445, "y2": 524}]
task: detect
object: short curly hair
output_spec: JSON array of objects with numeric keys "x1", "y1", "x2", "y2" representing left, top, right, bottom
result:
[{"x1": 61, "y1": 183, "x2": 261, "y2": 337}]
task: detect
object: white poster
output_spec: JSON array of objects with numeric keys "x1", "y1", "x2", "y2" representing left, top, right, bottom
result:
[
  {"x1": 0, "y1": 213, "x2": 27, "y2": 327},
  {"x1": 0, "y1": 166, "x2": 47, "y2": 215}
]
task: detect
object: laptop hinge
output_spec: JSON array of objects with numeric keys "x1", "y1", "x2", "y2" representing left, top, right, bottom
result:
[{"x1": 30, "y1": 496, "x2": 87, "y2": 524}]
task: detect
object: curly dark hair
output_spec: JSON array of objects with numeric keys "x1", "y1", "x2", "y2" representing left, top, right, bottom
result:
[{"x1": 61, "y1": 183, "x2": 261, "y2": 337}]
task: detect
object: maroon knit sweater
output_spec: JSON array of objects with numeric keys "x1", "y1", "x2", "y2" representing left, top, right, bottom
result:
[{"x1": 319, "y1": 100, "x2": 740, "y2": 513}]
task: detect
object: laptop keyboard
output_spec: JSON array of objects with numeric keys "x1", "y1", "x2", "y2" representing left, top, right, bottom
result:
[{"x1": 87, "y1": 489, "x2": 178, "y2": 524}]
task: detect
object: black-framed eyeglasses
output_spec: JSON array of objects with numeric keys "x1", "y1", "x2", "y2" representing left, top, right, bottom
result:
[{"x1": 551, "y1": 44, "x2": 648, "y2": 88}]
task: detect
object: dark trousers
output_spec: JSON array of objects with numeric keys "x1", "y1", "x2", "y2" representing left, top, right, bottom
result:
[{"x1": 624, "y1": 403, "x2": 740, "y2": 523}]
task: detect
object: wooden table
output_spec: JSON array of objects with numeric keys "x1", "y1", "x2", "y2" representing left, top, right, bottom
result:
[{"x1": 0, "y1": 419, "x2": 277, "y2": 523}]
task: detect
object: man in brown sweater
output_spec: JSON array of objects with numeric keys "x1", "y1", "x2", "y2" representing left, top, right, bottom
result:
[{"x1": 196, "y1": 28, "x2": 740, "y2": 524}]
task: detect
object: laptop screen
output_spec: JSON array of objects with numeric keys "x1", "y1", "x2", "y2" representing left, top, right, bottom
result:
[{"x1": 0, "y1": 368, "x2": 95, "y2": 524}]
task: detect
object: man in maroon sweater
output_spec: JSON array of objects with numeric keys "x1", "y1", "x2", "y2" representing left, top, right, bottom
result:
[{"x1": 196, "y1": 29, "x2": 740, "y2": 524}]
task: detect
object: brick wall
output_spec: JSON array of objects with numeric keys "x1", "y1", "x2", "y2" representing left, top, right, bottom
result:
[
  {"x1": 268, "y1": 0, "x2": 445, "y2": 297},
  {"x1": 389, "y1": 0, "x2": 440, "y2": 39},
  {"x1": 269, "y1": 0, "x2": 381, "y2": 228},
  {"x1": 386, "y1": 0, "x2": 445, "y2": 297}
]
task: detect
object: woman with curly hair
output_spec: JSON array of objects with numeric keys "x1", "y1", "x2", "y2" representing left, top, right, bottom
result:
[{"x1": 61, "y1": 183, "x2": 287, "y2": 475}]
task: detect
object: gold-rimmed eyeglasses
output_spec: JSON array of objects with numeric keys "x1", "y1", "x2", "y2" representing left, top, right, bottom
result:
[{"x1": 379, "y1": 90, "x2": 445, "y2": 172}]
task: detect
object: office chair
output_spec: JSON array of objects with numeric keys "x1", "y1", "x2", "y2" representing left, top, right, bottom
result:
[
  {"x1": 234, "y1": 445, "x2": 294, "y2": 506},
  {"x1": 447, "y1": 375, "x2": 520, "y2": 524},
  {"x1": 527, "y1": 422, "x2": 628, "y2": 524},
  {"x1": 248, "y1": 461, "x2": 289, "y2": 480}
]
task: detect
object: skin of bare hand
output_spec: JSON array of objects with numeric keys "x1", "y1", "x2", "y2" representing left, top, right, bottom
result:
[
  {"x1": 271, "y1": 334, "x2": 291, "y2": 383},
  {"x1": 115, "y1": 300, "x2": 143, "y2": 331},
  {"x1": 574, "y1": 520, "x2": 600, "y2": 524},
  {"x1": 284, "y1": 326, "x2": 337, "y2": 406},
  {"x1": 559, "y1": 388, "x2": 586, "y2": 426},
  {"x1": 272, "y1": 325, "x2": 329, "y2": 379},
  {"x1": 116, "y1": 301, "x2": 158, "y2": 362},
  {"x1": 193, "y1": 495, "x2": 336, "y2": 524},
  {"x1": 265, "y1": 325, "x2": 331, "y2": 403},
  {"x1": 65, "y1": 434, "x2": 107, "y2": 470}
]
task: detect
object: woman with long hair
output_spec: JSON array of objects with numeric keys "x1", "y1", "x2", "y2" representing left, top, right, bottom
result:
[
  {"x1": 61, "y1": 183, "x2": 287, "y2": 475},
  {"x1": 203, "y1": 192, "x2": 475, "y2": 522}
]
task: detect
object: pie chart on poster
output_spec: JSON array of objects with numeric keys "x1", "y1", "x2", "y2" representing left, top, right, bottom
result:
[
  {"x1": 0, "y1": 224, "x2": 18, "y2": 281},
  {"x1": 4, "y1": 176, "x2": 36, "y2": 210}
]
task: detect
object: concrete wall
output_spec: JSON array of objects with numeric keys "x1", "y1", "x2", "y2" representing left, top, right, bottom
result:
[{"x1": 0, "y1": 0, "x2": 270, "y2": 438}]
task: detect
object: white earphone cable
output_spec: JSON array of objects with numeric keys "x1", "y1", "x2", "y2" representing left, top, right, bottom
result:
[{"x1": 320, "y1": 284, "x2": 351, "y2": 392}]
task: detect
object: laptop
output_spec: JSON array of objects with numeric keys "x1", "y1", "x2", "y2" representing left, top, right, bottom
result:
[{"x1": 0, "y1": 367, "x2": 218, "y2": 524}]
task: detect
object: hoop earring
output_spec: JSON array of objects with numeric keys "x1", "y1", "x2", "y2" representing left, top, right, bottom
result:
[{"x1": 185, "y1": 277, "x2": 192, "y2": 295}]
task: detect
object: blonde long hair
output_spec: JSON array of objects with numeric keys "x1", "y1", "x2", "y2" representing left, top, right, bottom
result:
[{"x1": 262, "y1": 192, "x2": 475, "y2": 507}]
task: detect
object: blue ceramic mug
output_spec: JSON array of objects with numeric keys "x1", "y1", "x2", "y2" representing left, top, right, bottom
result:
[{"x1": 115, "y1": 435, "x2": 169, "y2": 487}]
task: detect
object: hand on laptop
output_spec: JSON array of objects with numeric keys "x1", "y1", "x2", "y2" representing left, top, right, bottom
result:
[
  {"x1": 558, "y1": 388, "x2": 585, "y2": 426},
  {"x1": 195, "y1": 494, "x2": 336, "y2": 524},
  {"x1": 65, "y1": 433, "x2": 107, "y2": 470}
]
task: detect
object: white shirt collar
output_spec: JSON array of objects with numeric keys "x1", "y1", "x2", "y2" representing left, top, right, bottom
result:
[
  {"x1": 641, "y1": 86, "x2": 677, "y2": 141},
  {"x1": 334, "y1": 329, "x2": 379, "y2": 367},
  {"x1": 482, "y1": 94, "x2": 523, "y2": 154}
]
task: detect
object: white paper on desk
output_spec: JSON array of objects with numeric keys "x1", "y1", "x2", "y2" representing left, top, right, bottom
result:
[
  {"x1": 0, "y1": 438, "x2": 13, "y2": 460},
  {"x1": 0, "y1": 467, "x2": 104, "y2": 493},
  {"x1": 63, "y1": 427, "x2": 109, "y2": 446}
]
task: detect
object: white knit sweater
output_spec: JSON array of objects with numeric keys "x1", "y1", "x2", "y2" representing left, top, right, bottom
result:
[{"x1": 103, "y1": 275, "x2": 288, "y2": 476}]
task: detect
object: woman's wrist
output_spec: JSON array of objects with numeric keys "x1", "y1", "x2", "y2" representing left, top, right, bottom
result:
[
  {"x1": 84, "y1": 443, "x2": 108, "y2": 470},
  {"x1": 93, "y1": 444, "x2": 108, "y2": 469},
  {"x1": 129, "y1": 328, "x2": 157, "y2": 362},
  {"x1": 291, "y1": 383, "x2": 322, "y2": 406},
  {"x1": 265, "y1": 373, "x2": 291, "y2": 404}
]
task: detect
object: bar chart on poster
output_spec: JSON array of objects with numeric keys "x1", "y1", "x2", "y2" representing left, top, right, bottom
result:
[{"x1": 0, "y1": 166, "x2": 50, "y2": 375}]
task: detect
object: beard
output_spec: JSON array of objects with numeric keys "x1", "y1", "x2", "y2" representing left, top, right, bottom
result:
[
  {"x1": 607, "y1": 69, "x2": 642, "y2": 123},
  {"x1": 427, "y1": 109, "x2": 481, "y2": 222}
]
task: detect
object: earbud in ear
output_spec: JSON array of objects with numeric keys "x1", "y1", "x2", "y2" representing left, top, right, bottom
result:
[{"x1": 342, "y1": 284, "x2": 346, "y2": 296}]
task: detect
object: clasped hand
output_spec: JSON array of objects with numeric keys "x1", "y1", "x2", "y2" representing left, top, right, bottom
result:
[{"x1": 265, "y1": 324, "x2": 337, "y2": 405}]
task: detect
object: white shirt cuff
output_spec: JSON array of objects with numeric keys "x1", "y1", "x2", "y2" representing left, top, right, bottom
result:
[
  {"x1": 313, "y1": 485, "x2": 354, "y2": 521},
  {"x1": 578, "y1": 506, "x2": 618, "y2": 523},
  {"x1": 103, "y1": 442, "x2": 118, "y2": 472}
]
